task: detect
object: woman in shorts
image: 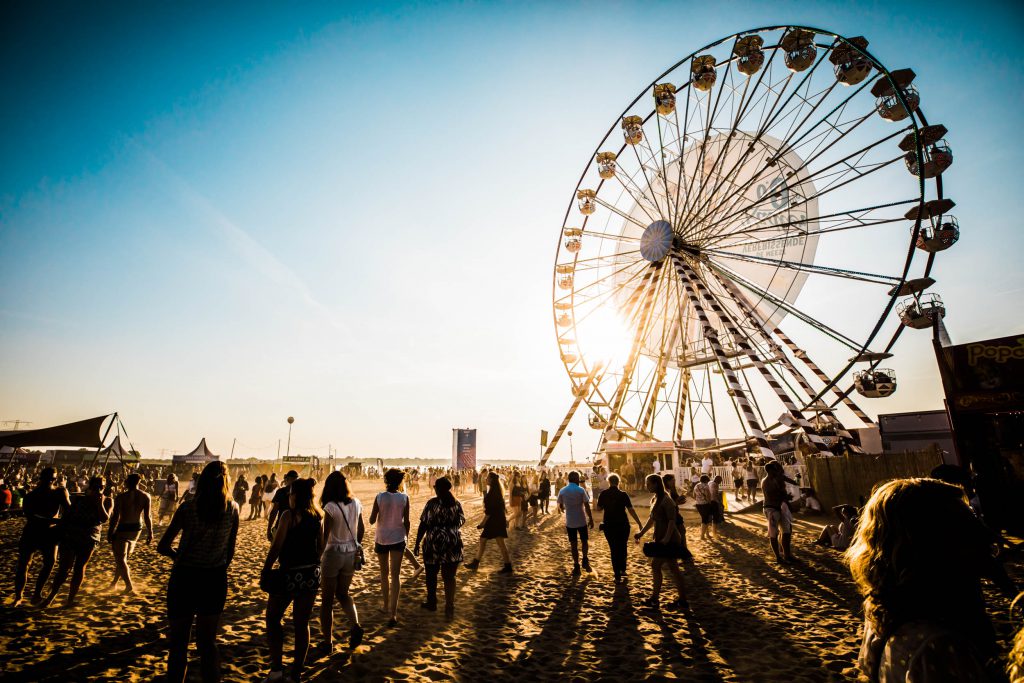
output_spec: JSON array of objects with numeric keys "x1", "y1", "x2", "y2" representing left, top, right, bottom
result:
[
  {"x1": 41, "y1": 476, "x2": 111, "y2": 607},
  {"x1": 369, "y1": 469, "x2": 411, "y2": 627},
  {"x1": 262, "y1": 478, "x2": 322, "y2": 682},
  {"x1": 318, "y1": 471, "x2": 364, "y2": 651},
  {"x1": 158, "y1": 461, "x2": 240, "y2": 683}
]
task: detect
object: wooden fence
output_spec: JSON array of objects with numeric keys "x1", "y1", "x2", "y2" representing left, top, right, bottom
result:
[{"x1": 804, "y1": 448, "x2": 945, "y2": 511}]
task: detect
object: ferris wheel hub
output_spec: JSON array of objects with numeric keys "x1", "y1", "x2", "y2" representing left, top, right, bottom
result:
[{"x1": 640, "y1": 220, "x2": 674, "y2": 262}]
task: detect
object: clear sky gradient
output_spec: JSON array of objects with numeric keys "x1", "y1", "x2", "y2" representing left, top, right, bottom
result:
[{"x1": 2, "y1": 1, "x2": 1022, "y2": 461}]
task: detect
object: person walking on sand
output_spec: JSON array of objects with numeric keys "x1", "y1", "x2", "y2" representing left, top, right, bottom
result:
[
  {"x1": 634, "y1": 474, "x2": 688, "y2": 611},
  {"x1": 158, "y1": 474, "x2": 179, "y2": 525},
  {"x1": 267, "y1": 471, "x2": 298, "y2": 542},
  {"x1": 232, "y1": 474, "x2": 249, "y2": 519},
  {"x1": 414, "y1": 476, "x2": 465, "y2": 620},
  {"x1": 661, "y1": 474, "x2": 694, "y2": 562},
  {"x1": 465, "y1": 471, "x2": 513, "y2": 573},
  {"x1": 744, "y1": 460, "x2": 759, "y2": 503},
  {"x1": 538, "y1": 474, "x2": 552, "y2": 515},
  {"x1": 249, "y1": 475, "x2": 265, "y2": 521},
  {"x1": 596, "y1": 473, "x2": 642, "y2": 583},
  {"x1": 262, "y1": 478, "x2": 323, "y2": 683},
  {"x1": 317, "y1": 471, "x2": 365, "y2": 653},
  {"x1": 41, "y1": 475, "x2": 111, "y2": 607},
  {"x1": 14, "y1": 467, "x2": 70, "y2": 606},
  {"x1": 369, "y1": 469, "x2": 411, "y2": 627},
  {"x1": 732, "y1": 462, "x2": 745, "y2": 503},
  {"x1": 557, "y1": 471, "x2": 594, "y2": 576},
  {"x1": 761, "y1": 460, "x2": 798, "y2": 564},
  {"x1": 158, "y1": 461, "x2": 239, "y2": 683},
  {"x1": 106, "y1": 472, "x2": 153, "y2": 594},
  {"x1": 693, "y1": 475, "x2": 717, "y2": 541}
]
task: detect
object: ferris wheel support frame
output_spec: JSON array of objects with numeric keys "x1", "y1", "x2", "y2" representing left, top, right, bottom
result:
[
  {"x1": 710, "y1": 268, "x2": 866, "y2": 453},
  {"x1": 672, "y1": 253, "x2": 776, "y2": 459}
]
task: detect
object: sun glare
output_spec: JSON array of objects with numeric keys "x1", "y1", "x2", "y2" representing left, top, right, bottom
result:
[{"x1": 576, "y1": 306, "x2": 632, "y2": 367}]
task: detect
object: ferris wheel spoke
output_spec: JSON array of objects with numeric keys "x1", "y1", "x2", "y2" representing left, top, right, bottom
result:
[
  {"x1": 689, "y1": 95, "x2": 900, "y2": 244},
  {"x1": 627, "y1": 141, "x2": 669, "y2": 221},
  {"x1": 592, "y1": 196, "x2": 653, "y2": 231},
  {"x1": 677, "y1": 72, "x2": 736, "y2": 228},
  {"x1": 610, "y1": 166, "x2": 663, "y2": 224},
  {"x1": 704, "y1": 247, "x2": 901, "y2": 286},
  {"x1": 697, "y1": 147, "x2": 907, "y2": 247},
  {"x1": 710, "y1": 198, "x2": 918, "y2": 250},
  {"x1": 709, "y1": 260, "x2": 863, "y2": 351}
]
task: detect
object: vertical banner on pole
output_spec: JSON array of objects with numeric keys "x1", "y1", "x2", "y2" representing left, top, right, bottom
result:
[
  {"x1": 540, "y1": 430, "x2": 548, "y2": 447},
  {"x1": 452, "y1": 428, "x2": 477, "y2": 471}
]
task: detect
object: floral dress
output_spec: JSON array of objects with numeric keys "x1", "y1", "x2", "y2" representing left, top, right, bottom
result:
[{"x1": 419, "y1": 498, "x2": 465, "y2": 565}]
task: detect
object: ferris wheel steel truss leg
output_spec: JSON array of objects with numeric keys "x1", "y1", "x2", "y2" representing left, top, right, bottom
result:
[
  {"x1": 671, "y1": 253, "x2": 775, "y2": 460},
  {"x1": 603, "y1": 263, "x2": 664, "y2": 448},
  {"x1": 539, "y1": 364, "x2": 601, "y2": 468},
  {"x1": 688, "y1": 261, "x2": 834, "y2": 455},
  {"x1": 638, "y1": 318, "x2": 681, "y2": 438},
  {"x1": 674, "y1": 367, "x2": 692, "y2": 443},
  {"x1": 711, "y1": 272, "x2": 865, "y2": 454}
]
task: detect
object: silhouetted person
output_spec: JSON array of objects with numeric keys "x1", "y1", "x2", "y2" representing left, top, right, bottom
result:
[
  {"x1": 557, "y1": 470, "x2": 594, "y2": 576},
  {"x1": 14, "y1": 467, "x2": 70, "y2": 606},
  {"x1": 761, "y1": 461, "x2": 797, "y2": 564},
  {"x1": 465, "y1": 472, "x2": 512, "y2": 573},
  {"x1": 596, "y1": 473, "x2": 641, "y2": 583},
  {"x1": 42, "y1": 476, "x2": 111, "y2": 607},
  {"x1": 106, "y1": 472, "x2": 153, "y2": 593},
  {"x1": 634, "y1": 474, "x2": 688, "y2": 610},
  {"x1": 159, "y1": 461, "x2": 239, "y2": 683}
]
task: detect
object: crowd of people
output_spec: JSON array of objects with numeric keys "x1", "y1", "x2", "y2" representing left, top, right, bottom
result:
[{"x1": 3, "y1": 456, "x2": 1022, "y2": 682}]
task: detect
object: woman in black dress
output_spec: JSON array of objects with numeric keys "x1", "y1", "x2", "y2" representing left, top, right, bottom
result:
[
  {"x1": 464, "y1": 472, "x2": 512, "y2": 573},
  {"x1": 262, "y1": 478, "x2": 323, "y2": 683},
  {"x1": 414, "y1": 477, "x2": 465, "y2": 619}
]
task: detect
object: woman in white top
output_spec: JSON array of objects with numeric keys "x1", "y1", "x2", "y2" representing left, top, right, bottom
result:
[
  {"x1": 318, "y1": 472, "x2": 364, "y2": 652},
  {"x1": 369, "y1": 469, "x2": 410, "y2": 627}
]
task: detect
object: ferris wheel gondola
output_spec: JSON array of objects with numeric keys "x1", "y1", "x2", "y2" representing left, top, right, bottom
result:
[{"x1": 540, "y1": 25, "x2": 957, "y2": 465}]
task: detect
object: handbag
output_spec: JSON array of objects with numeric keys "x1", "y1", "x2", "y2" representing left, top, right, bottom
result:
[
  {"x1": 339, "y1": 501, "x2": 365, "y2": 571},
  {"x1": 642, "y1": 541, "x2": 684, "y2": 559},
  {"x1": 260, "y1": 567, "x2": 286, "y2": 594}
]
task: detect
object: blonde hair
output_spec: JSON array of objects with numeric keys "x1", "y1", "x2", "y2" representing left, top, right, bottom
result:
[{"x1": 846, "y1": 477, "x2": 990, "y2": 637}]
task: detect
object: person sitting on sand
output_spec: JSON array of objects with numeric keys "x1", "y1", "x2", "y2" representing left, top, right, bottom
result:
[
  {"x1": 557, "y1": 470, "x2": 594, "y2": 576},
  {"x1": 41, "y1": 475, "x2": 111, "y2": 607},
  {"x1": 263, "y1": 478, "x2": 323, "y2": 683},
  {"x1": 158, "y1": 461, "x2": 239, "y2": 683},
  {"x1": 634, "y1": 474, "x2": 688, "y2": 611},
  {"x1": 465, "y1": 471, "x2": 513, "y2": 574},
  {"x1": 369, "y1": 469, "x2": 412, "y2": 627},
  {"x1": 414, "y1": 476, "x2": 465, "y2": 620},
  {"x1": 815, "y1": 505, "x2": 857, "y2": 550},
  {"x1": 848, "y1": 478, "x2": 1006, "y2": 682},
  {"x1": 106, "y1": 472, "x2": 153, "y2": 594},
  {"x1": 596, "y1": 473, "x2": 642, "y2": 583},
  {"x1": 318, "y1": 471, "x2": 365, "y2": 653},
  {"x1": 14, "y1": 467, "x2": 70, "y2": 606},
  {"x1": 158, "y1": 473, "x2": 179, "y2": 525},
  {"x1": 761, "y1": 461, "x2": 798, "y2": 564}
]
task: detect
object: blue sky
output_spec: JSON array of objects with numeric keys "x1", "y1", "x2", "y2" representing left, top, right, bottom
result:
[{"x1": 2, "y1": 1, "x2": 1022, "y2": 460}]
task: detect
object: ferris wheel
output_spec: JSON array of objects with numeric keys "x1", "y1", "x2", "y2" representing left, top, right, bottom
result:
[{"x1": 541, "y1": 26, "x2": 957, "y2": 464}]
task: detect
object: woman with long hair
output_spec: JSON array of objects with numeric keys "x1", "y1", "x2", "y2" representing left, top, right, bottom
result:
[
  {"x1": 248, "y1": 475, "x2": 265, "y2": 521},
  {"x1": 369, "y1": 469, "x2": 411, "y2": 627},
  {"x1": 158, "y1": 461, "x2": 240, "y2": 683},
  {"x1": 509, "y1": 472, "x2": 528, "y2": 531},
  {"x1": 847, "y1": 478, "x2": 1003, "y2": 681},
  {"x1": 634, "y1": 474, "x2": 688, "y2": 610},
  {"x1": 318, "y1": 471, "x2": 364, "y2": 652},
  {"x1": 414, "y1": 476, "x2": 465, "y2": 619},
  {"x1": 262, "y1": 478, "x2": 323, "y2": 683},
  {"x1": 465, "y1": 472, "x2": 512, "y2": 573}
]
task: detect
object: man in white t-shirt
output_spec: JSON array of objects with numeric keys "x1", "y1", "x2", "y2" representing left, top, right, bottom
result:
[
  {"x1": 701, "y1": 455, "x2": 714, "y2": 475},
  {"x1": 652, "y1": 459, "x2": 662, "y2": 475}
]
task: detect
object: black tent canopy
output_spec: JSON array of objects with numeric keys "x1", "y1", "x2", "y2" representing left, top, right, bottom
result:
[{"x1": 0, "y1": 414, "x2": 111, "y2": 449}]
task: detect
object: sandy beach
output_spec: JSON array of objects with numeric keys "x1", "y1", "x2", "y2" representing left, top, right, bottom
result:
[{"x1": 1, "y1": 479, "x2": 1020, "y2": 682}]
